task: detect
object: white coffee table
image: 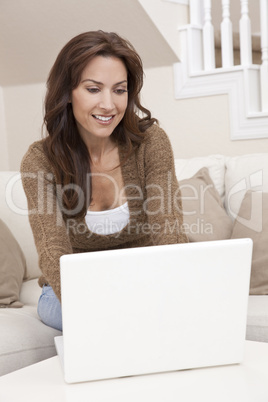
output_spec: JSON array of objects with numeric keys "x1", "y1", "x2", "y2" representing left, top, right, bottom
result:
[{"x1": 0, "y1": 341, "x2": 268, "y2": 402}]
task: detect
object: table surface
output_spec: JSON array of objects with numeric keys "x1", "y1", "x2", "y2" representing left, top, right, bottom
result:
[{"x1": 1, "y1": 341, "x2": 268, "y2": 402}]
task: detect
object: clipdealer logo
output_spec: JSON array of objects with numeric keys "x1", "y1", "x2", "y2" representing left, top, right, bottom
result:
[{"x1": 5, "y1": 169, "x2": 265, "y2": 234}]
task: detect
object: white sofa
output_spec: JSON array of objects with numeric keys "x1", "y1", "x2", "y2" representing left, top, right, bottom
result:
[{"x1": 0, "y1": 152, "x2": 268, "y2": 376}]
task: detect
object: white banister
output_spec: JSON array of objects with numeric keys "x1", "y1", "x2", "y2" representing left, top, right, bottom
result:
[
  {"x1": 260, "y1": 0, "x2": 268, "y2": 111},
  {"x1": 189, "y1": 0, "x2": 203, "y2": 26},
  {"x1": 203, "y1": 0, "x2": 215, "y2": 70},
  {"x1": 182, "y1": 0, "x2": 203, "y2": 73},
  {"x1": 239, "y1": 0, "x2": 253, "y2": 66},
  {"x1": 174, "y1": 0, "x2": 268, "y2": 139},
  {"x1": 221, "y1": 0, "x2": 234, "y2": 67}
]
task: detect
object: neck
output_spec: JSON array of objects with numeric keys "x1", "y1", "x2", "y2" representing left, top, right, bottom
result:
[
  {"x1": 84, "y1": 136, "x2": 114, "y2": 161},
  {"x1": 88, "y1": 138, "x2": 118, "y2": 171}
]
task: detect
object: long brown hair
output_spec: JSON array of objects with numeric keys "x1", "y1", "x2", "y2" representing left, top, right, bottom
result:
[{"x1": 43, "y1": 30, "x2": 157, "y2": 218}]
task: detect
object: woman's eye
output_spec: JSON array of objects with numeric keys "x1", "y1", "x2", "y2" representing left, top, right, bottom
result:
[
  {"x1": 114, "y1": 89, "x2": 128, "y2": 95},
  {"x1": 86, "y1": 88, "x2": 100, "y2": 94}
]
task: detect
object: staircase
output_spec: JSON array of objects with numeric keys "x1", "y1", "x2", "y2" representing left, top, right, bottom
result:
[{"x1": 139, "y1": 0, "x2": 268, "y2": 141}]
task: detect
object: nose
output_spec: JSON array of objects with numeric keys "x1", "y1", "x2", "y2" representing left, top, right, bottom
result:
[{"x1": 99, "y1": 90, "x2": 114, "y2": 111}]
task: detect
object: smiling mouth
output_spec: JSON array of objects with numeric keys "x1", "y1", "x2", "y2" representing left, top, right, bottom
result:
[{"x1": 92, "y1": 115, "x2": 114, "y2": 122}]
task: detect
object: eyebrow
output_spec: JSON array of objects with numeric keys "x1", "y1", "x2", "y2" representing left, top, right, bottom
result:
[{"x1": 81, "y1": 79, "x2": 128, "y2": 86}]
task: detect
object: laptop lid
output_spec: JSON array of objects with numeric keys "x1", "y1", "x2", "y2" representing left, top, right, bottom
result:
[{"x1": 57, "y1": 238, "x2": 252, "y2": 383}]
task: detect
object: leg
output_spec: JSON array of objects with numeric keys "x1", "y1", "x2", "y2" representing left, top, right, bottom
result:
[{"x1": 37, "y1": 285, "x2": 63, "y2": 331}]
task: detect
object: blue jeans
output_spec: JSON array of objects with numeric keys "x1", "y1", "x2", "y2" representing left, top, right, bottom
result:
[{"x1": 38, "y1": 285, "x2": 63, "y2": 332}]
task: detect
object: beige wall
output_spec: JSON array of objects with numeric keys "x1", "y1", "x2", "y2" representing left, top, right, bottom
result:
[
  {"x1": 138, "y1": 0, "x2": 188, "y2": 60},
  {"x1": 0, "y1": 87, "x2": 9, "y2": 170},
  {"x1": 3, "y1": 83, "x2": 46, "y2": 170},
  {"x1": 141, "y1": 65, "x2": 268, "y2": 158}
]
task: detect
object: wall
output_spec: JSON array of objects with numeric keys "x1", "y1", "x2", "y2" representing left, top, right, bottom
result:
[
  {"x1": 138, "y1": 0, "x2": 188, "y2": 60},
  {"x1": 0, "y1": 87, "x2": 9, "y2": 170},
  {"x1": 3, "y1": 83, "x2": 46, "y2": 170},
  {"x1": 141, "y1": 65, "x2": 268, "y2": 158}
]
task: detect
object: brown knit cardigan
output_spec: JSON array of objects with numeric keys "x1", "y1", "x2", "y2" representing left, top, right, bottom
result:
[{"x1": 20, "y1": 124, "x2": 188, "y2": 301}]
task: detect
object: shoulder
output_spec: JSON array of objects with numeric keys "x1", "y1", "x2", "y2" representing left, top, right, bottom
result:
[
  {"x1": 142, "y1": 123, "x2": 171, "y2": 147},
  {"x1": 133, "y1": 124, "x2": 175, "y2": 176},
  {"x1": 139, "y1": 124, "x2": 174, "y2": 161},
  {"x1": 20, "y1": 139, "x2": 50, "y2": 173}
]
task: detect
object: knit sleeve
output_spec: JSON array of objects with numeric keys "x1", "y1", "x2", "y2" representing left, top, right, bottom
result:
[
  {"x1": 143, "y1": 125, "x2": 188, "y2": 245},
  {"x1": 20, "y1": 142, "x2": 73, "y2": 301}
]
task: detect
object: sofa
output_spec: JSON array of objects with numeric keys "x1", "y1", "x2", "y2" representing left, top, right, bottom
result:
[{"x1": 0, "y1": 152, "x2": 268, "y2": 377}]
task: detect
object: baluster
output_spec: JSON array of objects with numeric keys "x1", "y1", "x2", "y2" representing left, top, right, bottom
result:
[
  {"x1": 240, "y1": 0, "x2": 252, "y2": 66},
  {"x1": 260, "y1": 0, "x2": 268, "y2": 111},
  {"x1": 221, "y1": 0, "x2": 234, "y2": 67},
  {"x1": 203, "y1": 0, "x2": 215, "y2": 70},
  {"x1": 190, "y1": 0, "x2": 203, "y2": 26},
  {"x1": 187, "y1": 0, "x2": 204, "y2": 72}
]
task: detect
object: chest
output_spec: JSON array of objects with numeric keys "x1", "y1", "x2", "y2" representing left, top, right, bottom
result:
[{"x1": 90, "y1": 165, "x2": 126, "y2": 211}]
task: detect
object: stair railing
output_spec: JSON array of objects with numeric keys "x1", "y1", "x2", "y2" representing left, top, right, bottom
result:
[{"x1": 191, "y1": 0, "x2": 268, "y2": 112}]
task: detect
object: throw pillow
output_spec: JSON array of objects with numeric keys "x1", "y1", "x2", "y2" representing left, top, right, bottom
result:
[
  {"x1": 179, "y1": 167, "x2": 233, "y2": 242},
  {"x1": 225, "y1": 153, "x2": 268, "y2": 220},
  {"x1": 0, "y1": 219, "x2": 26, "y2": 307},
  {"x1": 231, "y1": 191, "x2": 268, "y2": 295},
  {"x1": 175, "y1": 155, "x2": 226, "y2": 200}
]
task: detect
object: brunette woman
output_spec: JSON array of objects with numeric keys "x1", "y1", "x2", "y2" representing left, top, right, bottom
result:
[{"x1": 21, "y1": 31, "x2": 188, "y2": 331}]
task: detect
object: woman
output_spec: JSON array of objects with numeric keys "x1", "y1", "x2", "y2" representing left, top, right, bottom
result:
[{"x1": 21, "y1": 31, "x2": 188, "y2": 331}]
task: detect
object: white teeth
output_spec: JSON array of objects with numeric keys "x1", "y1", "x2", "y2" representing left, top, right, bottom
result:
[{"x1": 94, "y1": 115, "x2": 113, "y2": 122}]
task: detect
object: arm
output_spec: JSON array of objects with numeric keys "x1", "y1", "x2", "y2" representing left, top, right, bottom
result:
[
  {"x1": 143, "y1": 125, "x2": 188, "y2": 245},
  {"x1": 20, "y1": 142, "x2": 73, "y2": 301}
]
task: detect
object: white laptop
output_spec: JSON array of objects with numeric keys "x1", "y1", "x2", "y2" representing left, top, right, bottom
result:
[{"x1": 55, "y1": 238, "x2": 252, "y2": 384}]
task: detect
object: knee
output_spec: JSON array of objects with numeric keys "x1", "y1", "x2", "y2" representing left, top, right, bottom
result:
[{"x1": 38, "y1": 285, "x2": 62, "y2": 331}]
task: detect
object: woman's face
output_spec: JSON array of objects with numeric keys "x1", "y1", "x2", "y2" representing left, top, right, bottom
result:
[{"x1": 71, "y1": 56, "x2": 128, "y2": 144}]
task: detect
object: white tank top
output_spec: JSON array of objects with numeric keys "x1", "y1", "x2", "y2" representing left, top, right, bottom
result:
[{"x1": 85, "y1": 202, "x2": 130, "y2": 235}]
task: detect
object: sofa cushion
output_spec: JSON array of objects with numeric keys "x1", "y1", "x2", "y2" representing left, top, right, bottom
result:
[
  {"x1": 0, "y1": 172, "x2": 40, "y2": 280},
  {"x1": 0, "y1": 293, "x2": 61, "y2": 377},
  {"x1": 0, "y1": 219, "x2": 26, "y2": 307},
  {"x1": 175, "y1": 154, "x2": 226, "y2": 200},
  {"x1": 0, "y1": 279, "x2": 61, "y2": 376},
  {"x1": 179, "y1": 168, "x2": 233, "y2": 242},
  {"x1": 231, "y1": 191, "x2": 268, "y2": 295},
  {"x1": 247, "y1": 295, "x2": 268, "y2": 342},
  {"x1": 225, "y1": 153, "x2": 268, "y2": 220},
  {"x1": 20, "y1": 278, "x2": 42, "y2": 306}
]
